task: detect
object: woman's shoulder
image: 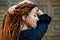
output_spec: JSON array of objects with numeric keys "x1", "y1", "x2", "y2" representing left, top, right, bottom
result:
[{"x1": 21, "y1": 28, "x2": 33, "y2": 34}]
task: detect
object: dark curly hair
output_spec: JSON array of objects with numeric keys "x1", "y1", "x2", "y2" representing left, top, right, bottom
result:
[{"x1": 2, "y1": 2, "x2": 36, "y2": 40}]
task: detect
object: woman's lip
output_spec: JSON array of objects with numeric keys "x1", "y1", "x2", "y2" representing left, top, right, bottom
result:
[
  {"x1": 35, "y1": 21, "x2": 37, "y2": 23},
  {"x1": 33, "y1": 21, "x2": 37, "y2": 23}
]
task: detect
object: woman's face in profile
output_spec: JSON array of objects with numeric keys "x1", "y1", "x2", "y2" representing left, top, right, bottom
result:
[{"x1": 26, "y1": 7, "x2": 39, "y2": 28}]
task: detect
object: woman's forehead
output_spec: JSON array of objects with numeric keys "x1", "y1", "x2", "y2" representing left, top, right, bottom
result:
[
  {"x1": 28, "y1": 7, "x2": 38, "y2": 15},
  {"x1": 28, "y1": 7, "x2": 39, "y2": 16},
  {"x1": 34, "y1": 7, "x2": 38, "y2": 10},
  {"x1": 31, "y1": 7, "x2": 38, "y2": 12}
]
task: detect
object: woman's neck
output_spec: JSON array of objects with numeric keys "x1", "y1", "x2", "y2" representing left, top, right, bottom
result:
[{"x1": 21, "y1": 23, "x2": 28, "y2": 30}]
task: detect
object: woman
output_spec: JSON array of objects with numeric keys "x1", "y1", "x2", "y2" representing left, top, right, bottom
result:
[{"x1": 2, "y1": 0, "x2": 52, "y2": 40}]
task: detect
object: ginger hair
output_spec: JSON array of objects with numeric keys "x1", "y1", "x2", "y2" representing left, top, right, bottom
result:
[{"x1": 2, "y1": 2, "x2": 36, "y2": 40}]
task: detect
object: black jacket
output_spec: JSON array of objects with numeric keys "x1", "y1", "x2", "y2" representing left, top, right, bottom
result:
[{"x1": 19, "y1": 14, "x2": 52, "y2": 40}]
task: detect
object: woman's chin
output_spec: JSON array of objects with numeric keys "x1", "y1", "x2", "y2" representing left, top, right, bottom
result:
[{"x1": 31, "y1": 25, "x2": 37, "y2": 28}]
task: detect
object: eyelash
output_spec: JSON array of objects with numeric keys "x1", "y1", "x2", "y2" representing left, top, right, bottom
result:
[{"x1": 34, "y1": 15, "x2": 36, "y2": 17}]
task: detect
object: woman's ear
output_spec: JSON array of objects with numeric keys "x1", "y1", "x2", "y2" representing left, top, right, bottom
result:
[{"x1": 22, "y1": 15, "x2": 27, "y2": 21}]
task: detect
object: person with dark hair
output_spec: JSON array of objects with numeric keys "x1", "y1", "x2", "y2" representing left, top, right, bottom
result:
[{"x1": 2, "y1": 0, "x2": 52, "y2": 40}]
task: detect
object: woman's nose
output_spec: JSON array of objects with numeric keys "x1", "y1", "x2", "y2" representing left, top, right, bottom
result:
[{"x1": 36, "y1": 17, "x2": 39, "y2": 21}]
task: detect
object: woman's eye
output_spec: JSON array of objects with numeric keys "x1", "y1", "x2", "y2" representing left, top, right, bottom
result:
[{"x1": 34, "y1": 15, "x2": 36, "y2": 17}]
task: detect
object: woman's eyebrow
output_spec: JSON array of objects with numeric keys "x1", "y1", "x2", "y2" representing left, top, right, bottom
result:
[
  {"x1": 34, "y1": 12, "x2": 37, "y2": 15},
  {"x1": 37, "y1": 8, "x2": 39, "y2": 11}
]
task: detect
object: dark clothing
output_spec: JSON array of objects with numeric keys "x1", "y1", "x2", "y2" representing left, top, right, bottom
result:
[{"x1": 19, "y1": 14, "x2": 52, "y2": 40}]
